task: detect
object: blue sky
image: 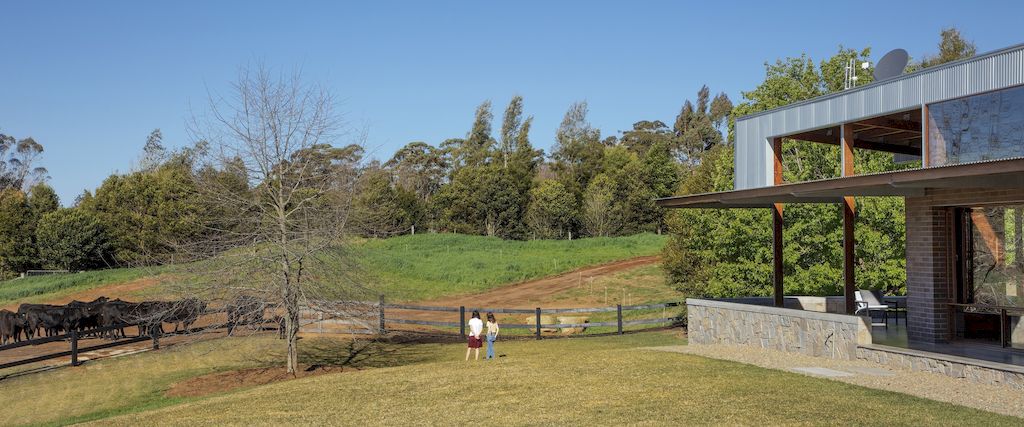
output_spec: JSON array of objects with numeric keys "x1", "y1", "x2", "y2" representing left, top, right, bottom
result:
[{"x1": 2, "y1": 1, "x2": 1023, "y2": 204}]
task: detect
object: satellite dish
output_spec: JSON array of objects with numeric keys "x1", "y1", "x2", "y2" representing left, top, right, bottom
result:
[{"x1": 873, "y1": 48, "x2": 909, "y2": 81}]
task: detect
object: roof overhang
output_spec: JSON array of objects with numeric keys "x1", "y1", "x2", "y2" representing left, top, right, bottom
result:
[{"x1": 657, "y1": 158, "x2": 1024, "y2": 209}]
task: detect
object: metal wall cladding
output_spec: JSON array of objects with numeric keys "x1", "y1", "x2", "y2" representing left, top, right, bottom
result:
[{"x1": 734, "y1": 44, "x2": 1024, "y2": 189}]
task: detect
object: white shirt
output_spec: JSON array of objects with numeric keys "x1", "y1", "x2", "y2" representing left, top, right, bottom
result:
[{"x1": 468, "y1": 317, "x2": 483, "y2": 337}]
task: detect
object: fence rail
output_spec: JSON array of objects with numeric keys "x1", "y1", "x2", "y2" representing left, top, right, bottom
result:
[
  {"x1": 0, "y1": 312, "x2": 277, "y2": 372},
  {"x1": 382, "y1": 299, "x2": 684, "y2": 339},
  {"x1": 1, "y1": 298, "x2": 683, "y2": 373}
]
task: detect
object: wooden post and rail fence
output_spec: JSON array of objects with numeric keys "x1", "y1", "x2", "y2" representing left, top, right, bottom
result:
[
  {"x1": 376, "y1": 298, "x2": 684, "y2": 339},
  {"x1": 0, "y1": 298, "x2": 684, "y2": 373}
]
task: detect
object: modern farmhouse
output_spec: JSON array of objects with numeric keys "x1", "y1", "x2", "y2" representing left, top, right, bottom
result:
[{"x1": 659, "y1": 43, "x2": 1024, "y2": 387}]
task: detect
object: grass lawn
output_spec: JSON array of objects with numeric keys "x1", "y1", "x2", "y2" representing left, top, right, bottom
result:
[
  {"x1": 0, "y1": 267, "x2": 157, "y2": 307},
  {"x1": 355, "y1": 233, "x2": 667, "y2": 301},
  {"x1": 0, "y1": 331, "x2": 1004, "y2": 426},
  {"x1": 0, "y1": 334, "x2": 454, "y2": 426}
]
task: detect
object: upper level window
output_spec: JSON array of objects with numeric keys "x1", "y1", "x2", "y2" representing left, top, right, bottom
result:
[{"x1": 928, "y1": 84, "x2": 1024, "y2": 166}]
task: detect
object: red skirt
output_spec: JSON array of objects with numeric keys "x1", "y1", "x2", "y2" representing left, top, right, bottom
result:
[{"x1": 468, "y1": 336, "x2": 483, "y2": 348}]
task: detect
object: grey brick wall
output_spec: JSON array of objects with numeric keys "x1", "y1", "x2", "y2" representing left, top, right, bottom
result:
[{"x1": 904, "y1": 187, "x2": 1024, "y2": 343}]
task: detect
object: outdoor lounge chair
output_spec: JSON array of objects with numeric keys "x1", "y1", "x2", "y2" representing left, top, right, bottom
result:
[{"x1": 855, "y1": 289, "x2": 889, "y2": 328}]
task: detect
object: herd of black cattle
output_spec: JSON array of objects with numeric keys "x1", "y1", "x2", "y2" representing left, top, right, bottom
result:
[{"x1": 0, "y1": 297, "x2": 209, "y2": 345}]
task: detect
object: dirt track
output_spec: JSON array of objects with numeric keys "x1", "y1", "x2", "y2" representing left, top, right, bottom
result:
[{"x1": 422, "y1": 255, "x2": 660, "y2": 308}]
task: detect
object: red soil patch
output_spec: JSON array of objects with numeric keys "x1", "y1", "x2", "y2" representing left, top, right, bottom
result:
[
  {"x1": 383, "y1": 256, "x2": 661, "y2": 330},
  {"x1": 166, "y1": 365, "x2": 347, "y2": 398},
  {"x1": 427, "y1": 255, "x2": 659, "y2": 308}
]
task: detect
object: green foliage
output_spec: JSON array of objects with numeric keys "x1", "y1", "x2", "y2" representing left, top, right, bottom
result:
[
  {"x1": 0, "y1": 132, "x2": 47, "y2": 190},
  {"x1": 0, "y1": 189, "x2": 35, "y2": 277},
  {"x1": 526, "y1": 180, "x2": 578, "y2": 239},
  {"x1": 551, "y1": 101, "x2": 604, "y2": 197},
  {"x1": 914, "y1": 27, "x2": 977, "y2": 70},
  {"x1": 352, "y1": 167, "x2": 420, "y2": 237},
  {"x1": 582, "y1": 173, "x2": 619, "y2": 237},
  {"x1": 27, "y1": 183, "x2": 59, "y2": 219},
  {"x1": 673, "y1": 85, "x2": 730, "y2": 164},
  {"x1": 433, "y1": 164, "x2": 530, "y2": 239},
  {"x1": 356, "y1": 233, "x2": 667, "y2": 301},
  {"x1": 36, "y1": 207, "x2": 112, "y2": 271},
  {"x1": 81, "y1": 160, "x2": 205, "y2": 265}
]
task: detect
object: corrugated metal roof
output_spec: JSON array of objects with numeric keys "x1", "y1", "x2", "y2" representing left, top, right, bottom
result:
[{"x1": 733, "y1": 42, "x2": 1024, "y2": 190}]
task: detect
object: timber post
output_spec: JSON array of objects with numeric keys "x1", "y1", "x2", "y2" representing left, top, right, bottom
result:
[
  {"x1": 378, "y1": 294, "x2": 386, "y2": 335},
  {"x1": 459, "y1": 306, "x2": 466, "y2": 338},
  {"x1": 617, "y1": 304, "x2": 623, "y2": 335},
  {"x1": 535, "y1": 307, "x2": 542, "y2": 340},
  {"x1": 70, "y1": 329, "x2": 79, "y2": 367}
]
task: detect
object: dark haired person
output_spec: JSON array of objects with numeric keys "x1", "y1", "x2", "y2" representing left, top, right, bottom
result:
[
  {"x1": 485, "y1": 312, "x2": 499, "y2": 360},
  {"x1": 465, "y1": 310, "x2": 483, "y2": 361}
]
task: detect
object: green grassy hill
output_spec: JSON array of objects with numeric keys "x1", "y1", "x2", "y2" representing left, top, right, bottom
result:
[
  {"x1": 0, "y1": 234, "x2": 667, "y2": 305},
  {"x1": 355, "y1": 233, "x2": 666, "y2": 301},
  {"x1": 0, "y1": 268, "x2": 155, "y2": 306}
]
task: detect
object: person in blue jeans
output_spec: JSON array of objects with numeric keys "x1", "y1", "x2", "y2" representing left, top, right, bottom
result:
[{"x1": 485, "y1": 312, "x2": 499, "y2": 360}]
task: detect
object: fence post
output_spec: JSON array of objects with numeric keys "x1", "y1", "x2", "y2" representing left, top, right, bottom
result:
[
  {"x1": 459, "y1": 306, "x2": 466, "y2": 338},
  {"x1": 617, "y1": 304, "x2": 623, "y2": 335},
  {"x1": 151, "y1": 325, "x2": 160, "y2": 350},
  {"x1": 378, "y1": 294, "x2": 386, "y2": 335},
  {"x1": 535, "y1": 307, "x2": 541, "y2": 340},
  {"x1": 1001, "y1": 309, "x2": 1008, "y2": 348},
  {"x1": 70, "y1": 329, "x2": 79, "y2": 366}
]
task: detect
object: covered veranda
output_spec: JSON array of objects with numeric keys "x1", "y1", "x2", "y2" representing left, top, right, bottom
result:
[{"x1": 658, "y1": 155, "x2": 1024, "y2": 367}]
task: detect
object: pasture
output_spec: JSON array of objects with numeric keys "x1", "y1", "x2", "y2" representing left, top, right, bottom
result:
[
  {"x1": 356, "y1": 233, "x2": 667, "y2": 301},
  {"x1": 0, "y1": 331, "x2": 1012, "y2": 426},
  {"x1": 0, "y1": 233, "x2": 668, "y2": 306},
  {"x1": 0, "y1": 268, "x2": 156, "y2": 307}
]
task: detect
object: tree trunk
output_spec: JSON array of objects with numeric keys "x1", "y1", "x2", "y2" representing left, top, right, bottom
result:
[{"x1": 284, "y1": 286, "x2": 300, "y2": 374}]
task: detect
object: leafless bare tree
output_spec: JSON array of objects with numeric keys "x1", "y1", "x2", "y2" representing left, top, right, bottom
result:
[{"x1": 178, "y1": 64, "x2": 371, "y2": 373}]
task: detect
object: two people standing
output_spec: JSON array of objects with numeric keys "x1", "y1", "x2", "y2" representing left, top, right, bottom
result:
[{"x1": 465, "y1": 311, "x2": 499, "y2": 361}]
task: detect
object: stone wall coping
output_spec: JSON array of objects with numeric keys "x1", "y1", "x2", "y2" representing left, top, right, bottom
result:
[
  {"x1": 687, "y1": 298, "x2": 864, "y2": 325},
  {"x1": 860, "y1": 343, "x2": 1024, "y2": 375}
]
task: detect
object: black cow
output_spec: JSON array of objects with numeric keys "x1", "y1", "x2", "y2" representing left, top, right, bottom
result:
[
  {"x1": 0, "y1": 309, "x2": 27, "y2": 345},
  {"x1": 63, "y1": 297, "x2": 109, "y2": 335},
  {"x1": 98, "y1": 299, "x2": 137, "y2": 339},
  {"x1": 17, "y1": 304, "x2": 65, "y2": 339},
  {"x1": 165, "y1": 298, "x2": 207, "y2": 333},
  {"x1": 227, "y1": 296, "x2": 264, "y2": 336}
]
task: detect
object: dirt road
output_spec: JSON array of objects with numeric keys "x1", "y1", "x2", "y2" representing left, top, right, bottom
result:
[{"x1": 423, "y1": 255, "x2": 660, "y2": 308}]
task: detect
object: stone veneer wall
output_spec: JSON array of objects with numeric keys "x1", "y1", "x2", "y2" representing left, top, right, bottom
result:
[
  {"x1": 857, "y1": 345, "x2": 1024, "y2": 390},
  {"x1": 687, "y1": 298, "x2": 871, "y2": 360}
]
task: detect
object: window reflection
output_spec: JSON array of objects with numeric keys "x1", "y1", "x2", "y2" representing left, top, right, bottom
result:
[
  {"x1": 968, "y1": 206, "x2": 1024, "y2": 308},
  {"x1": 928, "y1": 85, "x2": 1024, "y2": 166}
]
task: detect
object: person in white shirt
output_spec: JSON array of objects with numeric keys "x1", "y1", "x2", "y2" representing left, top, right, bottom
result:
[{"x1": 466, "y1": 310, "x2": 483, "y2": 361}]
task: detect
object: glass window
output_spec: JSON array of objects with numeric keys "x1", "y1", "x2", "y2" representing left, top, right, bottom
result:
[
  {"x1": 966, "y1": 206, "x2": 1024, "y2": 308},
  {"x1": 928, "y1": 85, "x2": 1024, "y2": 166}
]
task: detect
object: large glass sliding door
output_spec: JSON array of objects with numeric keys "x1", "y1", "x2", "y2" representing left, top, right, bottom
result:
[{"x1": 957, "y1": 206, "x2": 1024, "y2": 348}]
